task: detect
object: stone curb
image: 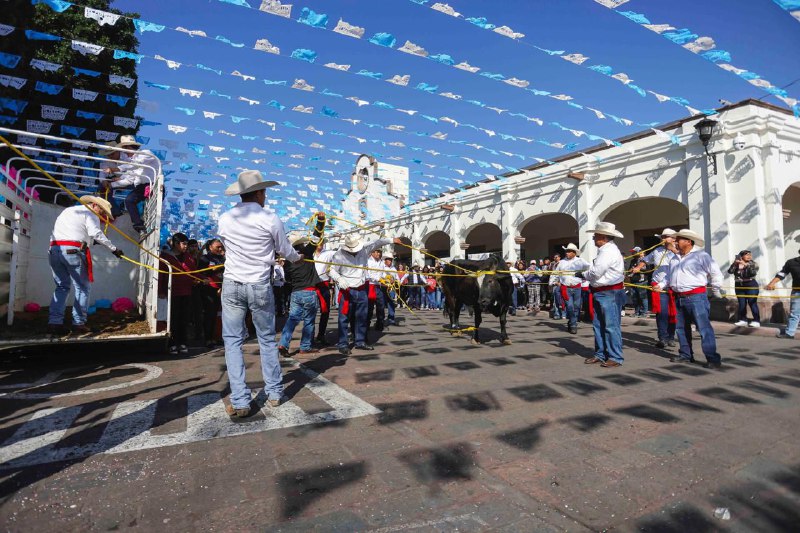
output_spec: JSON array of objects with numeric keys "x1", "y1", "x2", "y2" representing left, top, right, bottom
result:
[{"x1": 621, "y1": 316, "x2": 789, "y2": 338}]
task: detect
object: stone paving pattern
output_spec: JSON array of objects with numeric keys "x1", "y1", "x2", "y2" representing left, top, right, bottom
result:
[{"x1": 1, "y1": 311, "x2": 799, "y2": 531}]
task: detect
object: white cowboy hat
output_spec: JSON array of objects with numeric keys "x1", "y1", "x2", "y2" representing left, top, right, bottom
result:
[
  {"x1": 342, "y1": 234, "x2": 363, "y2": 253},
  {"x1": 562, "y1": 242, "x2": 581, "y2": 255},
  {"x1": 116, "y1": 135, "x2": 141, "y2": 148},
  {"x1": 224, "y1": 170, "x2": 279, "y2": 196},
  {"x1": 80, "y1": 195, "x2": 114, "y2": 219},
  {"x1": 383, "y1": 254, "x2": 394, "y2": 260},
  {"x1": 673, "y1": 229, "x2": 704, "y2": 247},
  {"x1": 587, "y1": 221, "x2": 624, "y2": 239},
  {"x1": 98, "y1": 141, "x2": 118, "y2": 156},
  {"x1": 656, "y1": 228, "x2": 677, "y2": 237}
]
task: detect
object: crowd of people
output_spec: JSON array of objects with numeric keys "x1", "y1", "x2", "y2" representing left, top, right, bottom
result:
[{"x1": 46, "y1": 167, "x2": 800, "y2": 418}]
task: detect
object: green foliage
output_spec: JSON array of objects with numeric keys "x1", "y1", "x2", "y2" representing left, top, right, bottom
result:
[{"x1": 0, "y1": 0, "x2": 142, "y2": 142}]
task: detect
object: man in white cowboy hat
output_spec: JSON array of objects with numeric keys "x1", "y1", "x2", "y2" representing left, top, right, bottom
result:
[
  {"x1": 667, "y1": 229, "x2": 724, "y2": 369},
  {"x1": 633, "y1": 228, "x2": 679, "y2": 349},
  {"x1": 101, "y1": 134, "x2": 161, "y2": 233},
  {"x1": 47, "y1": 195, "x2": 125, "y2": 336},
  {"x1": 329, "y1": 231, "x2": 403, "y2": 355},
  {"x1": 554, "y1": 243, "x2": 590, "y2": 334},
  {"x1": 217, "y1": 170, "x2": 302, "y2": 416},
  {"x1": 578, "y1": 222, "x2": 626, "y2": 368},
  {"x1": 366, "y1": 247, "x2": 387, "y2": 331}
]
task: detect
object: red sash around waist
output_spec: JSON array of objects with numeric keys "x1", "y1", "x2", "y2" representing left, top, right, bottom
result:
[
  {"x1": 674, "y1": 286, "x2": 707, "y2": 297},
  {"x1": 590, "y1": 282, "x2": 624, "y2": 293},
  {"x1": 336, "y1": 283, "x2": 367, "y2": 315},
  {"x1": 51, "y1": 240, "x2": 93, "y2": 283},
  {"x1": 304, "y1": 282, "x2": 329, "y2": 314}
]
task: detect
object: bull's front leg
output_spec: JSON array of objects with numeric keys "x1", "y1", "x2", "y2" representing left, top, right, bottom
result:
[
  {"x1": 451, "y1": 299, "x2": 463, "y2": 336},
  {"x1": 500, "y1": 307, "x2": 512, "y2": 345},
  {"x1": 471, "y1": 306, "x2": 482, "y2": 344}
]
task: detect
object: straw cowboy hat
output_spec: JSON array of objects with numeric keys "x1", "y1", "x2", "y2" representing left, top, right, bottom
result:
[
  {"x1": 656, "y1": 227, "x2": 677, "y2": 238},
  {"x1": 224, "y1": 170, "x2": 279, "y2": 196},
  {"x1": 587, "y1": 221, "x2": 624, "y2": 239},
  {"x1": 342, "y1": 234, "x2": 363, "y2": 253},
  {"x1": 80, "y1": 195, "x2": 114, "y2": 219},
  {"x1": 673, "y1": 229, "x2": 705, "y2": 247},
  {"x1": 116, "y1": 135, "x2": 141, "y2": 148},
  {"x1": 98, "y1": 141, "x2": 117, "y2": 156},
  {"x1": 562, "y1": 242, "x2": 581, "y2": 255}
]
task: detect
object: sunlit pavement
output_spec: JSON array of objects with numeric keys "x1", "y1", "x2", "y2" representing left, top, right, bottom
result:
[{"x1": 1, "y1": 309, "x2": 799, "y2": 531}]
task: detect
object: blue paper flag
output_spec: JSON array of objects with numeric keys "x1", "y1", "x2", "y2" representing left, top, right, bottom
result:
[
  {"x1": 187, "y1": 143, "x2": 204, "y2": 155},
  {"x1": 106, "y1": 94, "x2": 129, "y2": 107},
  {"x1": 230, "y1": 116, "x2": 249, "y2": 123},
  {"x1": 298, "y1": 7, "x2": 328, "y2": 28},
  {"x1": 369, "y1": 32, "x2": 397, "y2": 48},
  {"x1": 113, "y1": 50, "x2": 144, "y2": 63},
  {"x1": 466, "y1": 17, "x2": 495, "y2": 30},
  {"x1": 144, "y1": 81, "x2": 170, "y2": 90},
  {"x1": 215, "y1": 35, "x2": 245, "y2": 47},
  {"x1": 175, "y1": 107, "x2": 196, "y2": 115},
  {"x1": 267, "y1": 100, "x2": 285, "y2": 111},
  {"x1": 291, "y1": 48, "x2": 317, "y2": 63},
  {"x1": 662, "y1": 29, "x2": 698, "y2": 45},
  {"x1": 72, "y1": 67, "x2": 100, "y2": 77},
  {"x1": 217, "y1": 0, "x2": 251, "y2": 7},
  {"x1": 321, "y1": 106, "x2": 339, "y2": 118},
  {"x1": 0, "y1": 115, "x2": 17, "y2": 125},
  {"x1": 35, "y1": 81, "x2": 63, "y2": 95},
  {"x1": 32, "y1": 0, "x2": 72, "y2": 12},
  {"x1": 429, "y1": 54, "x2": 455, "y2": 66},
  {"x1": 480, "y1": 72, "x2": 506, "y2": 81},
  {"x1": 197, "y1": 64, "x2": 222, "y2": 75},
  {"x1": 60, "y1": 125, "x2": 85, "y2": 138},
  {"x1": 25, "y1": 30, "x2": 61, "y2": 41},
  {"x1": 356, "y1": 70, "x2": 383, "y2": 80},
  {"x1": 0, "y1": 52, "x2": 21, "y2": 69},
  {"x1": 76, "y1": 110, "x2": 103, "y2": 122},
  {"x1": 133, "y1": 19, "x2": 166, "y2": 34},
  {"x1": 141, "y1": 120, "x2": 161, "y2": 126},
  {"x1": 701, "y1": 50, "x2": 731, "y2": 63},
  {"x1": 618, "y1": 11, "x2": 650, "y2": 24},
  {"x1": 209, "y1": 90, "x2": 231, "y2": 99},
  {"x1": 415, "y1": 82, "x2": 438, "y2": 93},
  {"x1": 373, "y1": 101, "x2": 395, "y2": 109}
]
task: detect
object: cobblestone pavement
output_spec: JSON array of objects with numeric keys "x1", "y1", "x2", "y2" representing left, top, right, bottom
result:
[{"x1": 1, "y1": 310, "x2": 799, "y2": 531}]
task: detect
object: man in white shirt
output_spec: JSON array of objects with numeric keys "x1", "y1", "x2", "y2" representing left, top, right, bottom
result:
[
  {"x1": 101, "y1": 135, "x2": 161, "y2": 233},
  {"x1": 314, "y1": 243, "x2": 337, "y2": 346},
  {"x1": 549, "y1": 253, "x2": 564, "y2": 319},
  {"x1": 329, "y1": 233, "x2": 402, "y2": 355},
  {"x1": 556, "y1": 243, "x2": 590, "y2": 334},
  {"x1": 217, "y1": 170, "x2": 301, "y2": 416},
  {"x1": 633, "y1": 228, "x2": 678, "y2": 349},
  {"x1": 579, "y1": 222, "x2": 626, "y2": 367},
  {"x1": 381, "y1": 253, "x2": 399, "y2": 326},
  {"x1": 48, "y1": 196, "x2": 124, "y2": 336},
  {"x1": 366, "y1": 248, "x2": 387, "y2": 331},
  {"x1": 667, "y1": 229, "x2": 724, "y2": 369}
]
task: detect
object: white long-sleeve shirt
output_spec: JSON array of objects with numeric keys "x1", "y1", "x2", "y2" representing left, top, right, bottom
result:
[
  {"x1": 111, "y1": 149, "x2": 161, "y2": 188},
  {"x1": 315, "y1": 249, "x2": 336, "y2": 282},
  {"x1": 50, "y1": 205, "x2": 117, "y2": 252},
  {"x1": 272, "y1": 265, "x2": 285, "y2": 287},
  {"x1": 382, "y1": 265, "x2": 398, "y2": 282},
  {"x1": 557, "y1": 256, "x2": 591, "y2": 287},
  {"x1": 329, "y1": 238, "x2": 392, "y2": 290},
  {"x1": 641, "y1": 246, "x2": 675, "y2": 289},
  {"x1": 218, "y1": 202, "x2": 300, "y2": 284},
  {"x1": 583, "y1": 242, "x2": 625, "y2": 288},
  {"x1": 668, "y1": 247, "x2": 723, "y2": 293},
  {"x1": 367, "y1": 256, "x2": 384, "y2": 283}
]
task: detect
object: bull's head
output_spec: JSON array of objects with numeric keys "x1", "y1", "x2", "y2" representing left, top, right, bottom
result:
[{"x1": 476, "y1": 255, "x2": 506, "y2": 313}]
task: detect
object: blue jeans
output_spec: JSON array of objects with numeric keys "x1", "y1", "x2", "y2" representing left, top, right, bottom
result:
[
  {"x1": 552, "y1": 286, "x2": 563, "y2": 319},
  {"x1": 735, "y1": 280, "x2": 760, "y2": 322},
  {"x1": 655, "y1": 291, "x2": 676, "y2": 342},
  {"x1": 785, "y1": 290, "x2": 800, "y2": 336},
  {"x1": 565, "y1": 286, "x2": 583, "y2": 328},
  {"x1": 675, "y1": 292, "x2": 721, "y2": 364},
  {"x1": 367, "y1": 283, "x2": 385, "y2": 328},
  {"x1": 632, "y1": 287, "x2": 649, "y2": 316},
  {"x1": 512, "y1": 286, "x2": 518, "y2": 309},
  {"x1": 125, "y1": 183, "x2": 147, "y2": 226},
  {"x1": 279, "y1": 290, "x2": 318, "y2": 351},
  {"x1": 592, "y1": 289, "x2": 625, "y2": 363},
  {"x1": 48, "y1": 246, "x2": 90, "y2": 326},
  {"x1": 338, "y1": 285, "x2": 368, "y2": 348},
  {"x1": 383, "y1": 287, "x2": 396, "y2": 322},
  {"x1": 221, "y1": 280, "x2": 283, "y2": 408}
]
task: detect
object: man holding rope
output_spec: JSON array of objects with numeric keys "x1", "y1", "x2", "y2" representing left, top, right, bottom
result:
[
  {"x1": 329, "y1": 232, "x2": 403, "y2": 355},
  {"x1": 47, "y1": 196, "x2": 124, "y2": 336},
  {"x1": 633, "y1": 228, "x2": 678, "y2": 350},
  {"x1": 217, "y1": 170, "x2": 302, "y2": 417}
]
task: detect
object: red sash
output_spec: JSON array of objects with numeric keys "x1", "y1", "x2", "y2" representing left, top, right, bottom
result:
[
  {"x1": 590, "y1": 282, "x2": 624, "y2": 293},
  {"x1": 560, "y1": 284, "x2": 568, "y2": 302},
  {"x1": 310, "y1": 281, "x2": 329, "y2": 313},
  {"x1": 583, "y1": 286, "x2": 594, "y2": 320},
  {"x1": 674, "y1": 286, "x2": 707, "y2": 297},
  {"x1": 368, "y1": 283, "x2": 378, "y2": 303},
  {"x1": 667, "y1": 289, "x2": 677, "y2": 324},
  {"x1": 337, "y1": 283, "x2": 367, "y2": 315},
  {"x1": 650, "y1": 282, "x2": 661, "y2": 313},
  {"x1": 51, "y1": 240, "x2": 93, "y2": 282}
]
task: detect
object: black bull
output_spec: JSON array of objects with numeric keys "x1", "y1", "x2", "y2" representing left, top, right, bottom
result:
[{"x1": 440, "y1": 254, "x2": 513, "y2": 345}]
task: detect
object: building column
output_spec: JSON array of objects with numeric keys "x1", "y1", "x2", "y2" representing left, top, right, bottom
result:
[{"x1": 576, "y1": 178, "x2": 594, "y2": 259}]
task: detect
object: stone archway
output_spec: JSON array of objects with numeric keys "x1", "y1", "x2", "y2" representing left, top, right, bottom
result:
[
  {"x1": 394, "y1": 236, "x2": 413, "y2": 267},
  {"x1": 600, "y1": 197, "x2": 689, "y2": 253},
  {"x1": 422, "y1": 230, "x2": 450, "y2": 266},
  {"x1": 783, "y1": 183, "x2": 800, "y2": 248},
  {"x1": 518, "y1": 213, "x2": 579, "y2": 262},
  {"x1": 465, "y1": 223, "x2": 502, "y2": 258}
]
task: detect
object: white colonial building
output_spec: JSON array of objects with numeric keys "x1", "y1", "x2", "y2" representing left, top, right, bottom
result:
[{"x1": 331, "y1": 100, "x2": 800, "y2": 320}]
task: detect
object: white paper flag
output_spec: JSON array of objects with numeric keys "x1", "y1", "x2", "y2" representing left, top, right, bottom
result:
[
  {"x1": 239, "y1": 97, "x2": 260, "y2": 106},
  {"x1": 168, "y1": 125, "x2": 188, "y2": 134},
  {"x1": 259, "y1": 0, "x2": 292, "y2": 18},
  {"x1": 0, "y1": 75, "x2": 26, "y2": 89},
  {"x1": 562, "y1": 53, "x2": 590, "y2": 65},
  {"x1": 109, "y1": 74, "x2": 135, "y2": 88},
  {"x1": 30, "y1": 59, "x2": 61, "y2": 72},
  {"x1": 324, "y1": 62, "x2": 351, "y2": 71},
  {"x1": 254, "y1": 38, "x2": 280, "y2": 54},
  {"x1": 72, "y1": 88, "x2": 99, "y2": 102},
  {"x1": 387, "y1": 74, "x2": 410, "y2": 86},
  {"x1": 84, "y1": 7, "x2": 120, "y2": 26},
  {"x1": 26, "y1": 120, "x2": 52, "y2": 134},
  {"x1": 179, "y1": 88, "x2": 202, "y2": 98},
  {"x1": 71, "y1": 40, "x2": 104, "y2": 56},
  {"x1": 175, "y1": 27, "x2": 207, "y2": 38},
  {"x1": 203, "y1": 111, "x2": 222, "y2": 119},
  {"x1": 41, "y1": 105, "x2": 68, "y2": 120},
  {"x1": 155, "y1": 55, "x2": 181, "y2": 70},
  {"x1": 0, "y1": 24, "x2": 14, "y2": 36},
  {"x1": 333, "y1": 19, "x2": 365, "y2": 39},
  {"x1": 114, "y1": 116, "x2": 139, "y2": 129},
  {"x1": 96, "y1": 130, "x2": 118, "y2": 141}
]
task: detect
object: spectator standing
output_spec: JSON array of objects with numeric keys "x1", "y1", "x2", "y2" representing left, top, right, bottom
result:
[
  {"x1": 158, "y1": 232, "x2": 197, "y2": 355},
  {"x1": 633, "y1": 228, "x2": 678, "y2": 349},
  {"x1": 525, "y1": 261, "x2": 542, "y2": 311},
  {"x1": 556, "y1": 244, "x2": 590, "y2": 334},
  {"x1": 627, "y1": 247, "x2": 650, "y2": 318},
  {"x1": 550, "y1": 253, "x2": 564, "y2": 319},
  {"x1": 766, "y1": 251, "x2": 800, "y2": 339},
  {"x1": 728, "y1": 250, "x2": 760, "y2": 327},
  {"x1": 197, "y1": 238, "x2": 225, "y2": 348},
  {"x1": 540, "y1": 258, "x2": 552, "y2": 310}
]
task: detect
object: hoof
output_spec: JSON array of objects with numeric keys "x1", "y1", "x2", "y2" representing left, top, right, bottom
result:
[
  {"x1": 470, "y1": 338, "x2": 480, "y2": 345},
  {"x1": 502, "y1": 339, "x2": 512, "y2": 345}
]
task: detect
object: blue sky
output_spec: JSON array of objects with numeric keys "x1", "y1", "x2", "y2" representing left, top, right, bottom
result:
[{"x1": 100, "y1": 0, "x2": 800, "y2": 235}]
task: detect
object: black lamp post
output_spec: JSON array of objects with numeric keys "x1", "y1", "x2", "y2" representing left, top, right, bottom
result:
[{"x1": 694, "y1": 118, "x2": 718, "y2": 175}]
